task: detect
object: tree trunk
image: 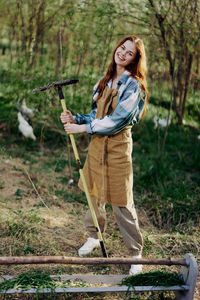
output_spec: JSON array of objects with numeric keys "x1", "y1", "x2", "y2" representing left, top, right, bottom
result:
[
  {"x1": 17, "y1": 0, "x2": 27, "y2": 53},
  {"x1": 173, "y1": 53, "x2": 193, "y2": 125},
  {"x1": 29, "y1": 0, "x2": 46, "y2": 67},
  {"x1": 193, "y1": 54, "x2": 200, "y2": 90},
  {"x1": 182, "y1": 54, "x2": 193, "y2": 117},
  {"x1": 27, "y1": 0, "x2": 37, "y2": 64},
  {"x1": 55, "y1": 26, "x2": 64, "y2": 78}
]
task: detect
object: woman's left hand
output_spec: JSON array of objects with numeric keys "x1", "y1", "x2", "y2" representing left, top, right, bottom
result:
[{"x1": 64, "y1": 124, "x2": 86, "y2": 134}]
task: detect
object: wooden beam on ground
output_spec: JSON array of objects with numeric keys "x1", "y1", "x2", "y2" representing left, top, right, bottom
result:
[
  {"x1": 0, "y1": 256, "x2": 188, "y2": 266},
  {"x1": 1, "y1": 285, "x2": 190, "y2": 294},
  {"x1": 0, "y1": 274, "x2": 189, "y2": 295}
]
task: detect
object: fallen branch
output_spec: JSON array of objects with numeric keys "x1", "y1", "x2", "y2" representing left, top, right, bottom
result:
[{"x1": 0, "y1": 256, "x2": 188, "y2": 266}]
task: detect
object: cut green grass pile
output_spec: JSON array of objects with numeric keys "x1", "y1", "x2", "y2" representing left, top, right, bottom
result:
[
  {"x1": 0, "y1": 272, "x2": 56, "y2": 292},
  {"x1": 0, "y1": 272, "x2": 87, "y2": 293},
  {"x1": 121, "y1": 269, "x2": 185, "y2": 289}
]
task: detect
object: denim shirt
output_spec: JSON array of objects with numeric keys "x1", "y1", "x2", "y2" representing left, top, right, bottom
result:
[{"x1": 75, "y1": 70, "x2": 145, "y2": 135}]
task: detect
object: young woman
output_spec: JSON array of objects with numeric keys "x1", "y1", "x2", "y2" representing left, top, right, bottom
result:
[{"x1": 60, "y1": 35, "x2": 149, "y2": 275}]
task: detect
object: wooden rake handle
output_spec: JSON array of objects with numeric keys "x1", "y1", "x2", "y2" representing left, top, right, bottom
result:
[{"x1": 58, "y1": 87, "x2": 107, "y2": 258}]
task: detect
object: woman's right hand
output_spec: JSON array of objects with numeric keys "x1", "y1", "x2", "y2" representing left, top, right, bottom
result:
[{"x1": 60, "y1": 110, "x2": 77, "y2": 124}]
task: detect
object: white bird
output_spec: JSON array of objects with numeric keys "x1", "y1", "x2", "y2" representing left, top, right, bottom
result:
[
  {"x1": 21, "y1": 99, "x2": 34, "y2": 119},
  {"x1": 18, "y1": 112, "x2": 36, "y2": 140},
  {"x1": 153, "y1": 115, "x2": 171, "y2": 129}
]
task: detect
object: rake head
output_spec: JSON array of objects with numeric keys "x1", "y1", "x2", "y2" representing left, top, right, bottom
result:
[{"x1": 32, "y1": 79, "x2": 79, "y2": 93}]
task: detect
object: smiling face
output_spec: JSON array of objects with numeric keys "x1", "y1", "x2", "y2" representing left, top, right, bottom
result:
[{"x1": 114, "y1": 39, "x2": 137, "y2": 69}]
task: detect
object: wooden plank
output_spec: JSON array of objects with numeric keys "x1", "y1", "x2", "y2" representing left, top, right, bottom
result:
[
  {"x1": 0, "y1": 256, "x2": 188, "y2": 266},
  {"x1": 0, "y1": 274, "x2": 126, "y2": 285},
  {"x1": 0, "y1": 274, "x2": 189, "y2": 294},
  {"x1": 51, "y1": 274, "x2": 126, "y2": 285},
  {"x1": 1, "y1": 285, "x2": 189, "y2": 294}
]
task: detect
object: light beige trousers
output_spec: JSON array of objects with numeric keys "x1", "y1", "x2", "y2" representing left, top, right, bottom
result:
[{"x1": 84, "y1": 197, "x2": 143, "y2": 256}]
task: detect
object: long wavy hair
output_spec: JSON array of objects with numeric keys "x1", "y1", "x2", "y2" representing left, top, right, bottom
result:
[{"x1": 95, "y1": 35, "x2": 149, "y2": 118}]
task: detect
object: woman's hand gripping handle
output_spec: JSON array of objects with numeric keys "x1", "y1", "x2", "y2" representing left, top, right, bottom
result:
[
  {"x1": 60, "y1": 110, "x2": 77, "y2": 124},
  {"x1": 60, "y1": 111, "x2": 86, "y2": 134}
]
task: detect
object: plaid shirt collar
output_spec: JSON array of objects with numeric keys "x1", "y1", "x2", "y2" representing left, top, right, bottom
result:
[{"x1": 107, "y1": 70, "x2": 131, "y2": 89}]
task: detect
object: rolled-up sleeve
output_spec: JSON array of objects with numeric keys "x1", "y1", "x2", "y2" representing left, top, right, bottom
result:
[
  {"x1": 86, "y1": 80, "x2": 145, "y2": 135},
  {"x1": 75, "y1": 107, "x2": 97, "y2": 125}
]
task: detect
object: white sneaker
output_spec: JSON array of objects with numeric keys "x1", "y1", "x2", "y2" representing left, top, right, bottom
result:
[
  {"x1": 129, "y1": 255, "x2": 143, "y2": 275},
  {"x1": 78, "y1": 237, "x2": 100, "y2": 257}
]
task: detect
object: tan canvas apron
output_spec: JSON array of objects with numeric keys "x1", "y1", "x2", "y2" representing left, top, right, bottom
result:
[{"x1": 78, "y1": 87, "x2": 133, "y2": 207}]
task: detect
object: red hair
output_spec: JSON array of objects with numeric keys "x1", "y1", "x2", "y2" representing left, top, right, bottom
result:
[{"x1": 95, "y1": 36, "x2": 149, "y2": 118}]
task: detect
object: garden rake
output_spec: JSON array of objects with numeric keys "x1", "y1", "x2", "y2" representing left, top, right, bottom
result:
[{"x1": 33, "y1": 79, "x2": 107, "y2": 257}]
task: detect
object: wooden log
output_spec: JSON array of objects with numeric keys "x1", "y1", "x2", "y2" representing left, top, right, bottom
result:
[{"x1": 0, "y1": 256, "x2": 188, "y2": 266}]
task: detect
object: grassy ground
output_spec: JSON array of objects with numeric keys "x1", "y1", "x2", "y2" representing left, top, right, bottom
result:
[
  {"x1": 0, "y1": 116, "x2": 199, "y2": 299},
  {"x1": 0, "y1": 62, "x2": 199, "y2": 299}
]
